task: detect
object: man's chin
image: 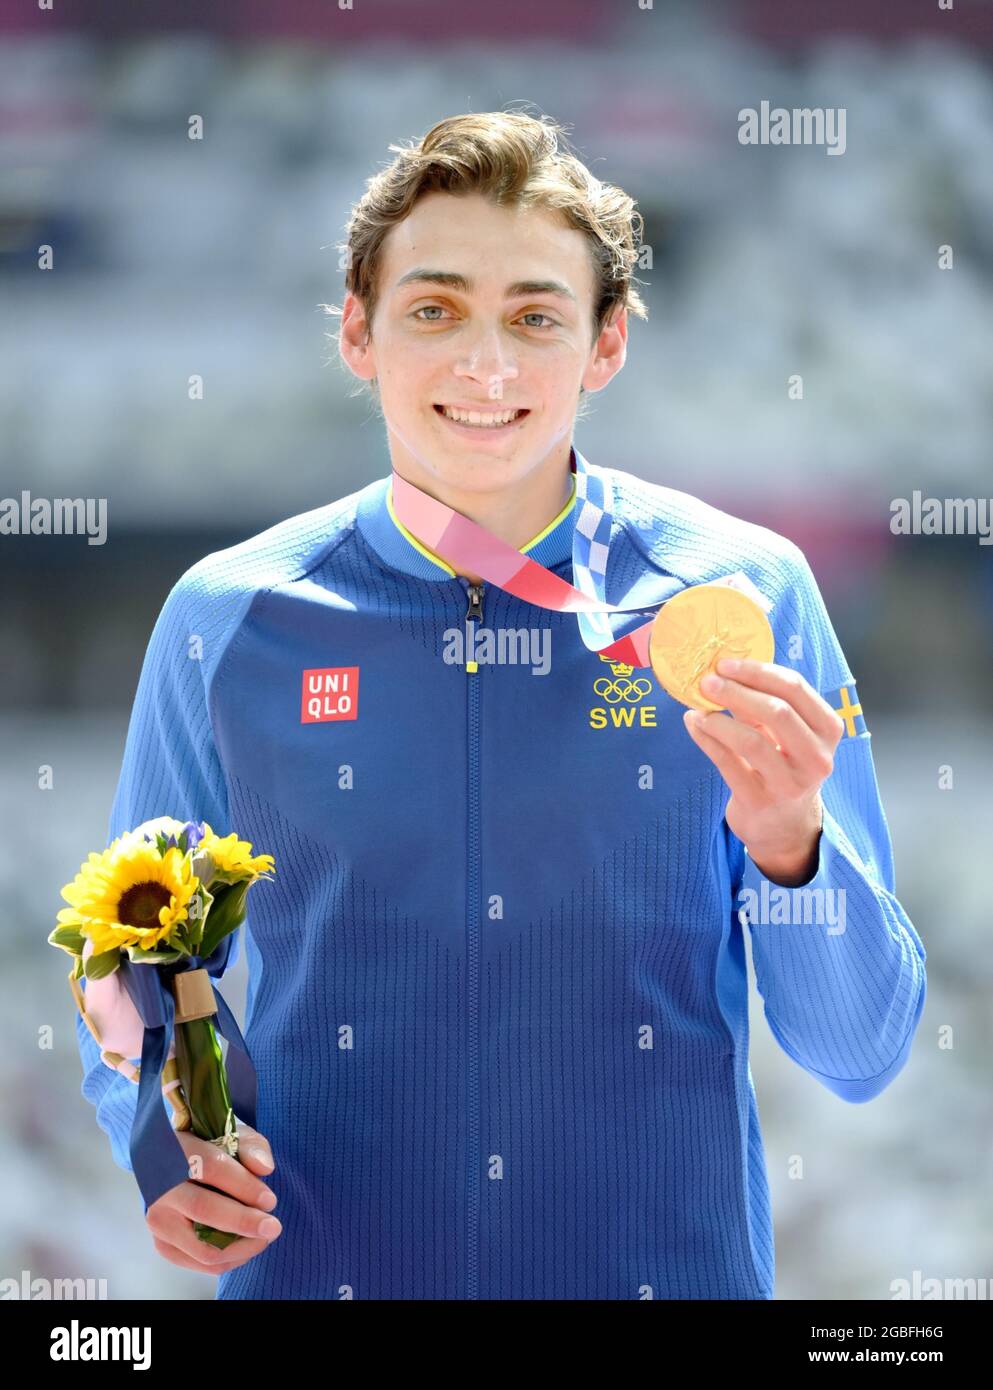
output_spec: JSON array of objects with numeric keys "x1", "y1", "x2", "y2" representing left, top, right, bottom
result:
[{"x1": 421, "y1": 448, "x2": 536, "y2": 494}]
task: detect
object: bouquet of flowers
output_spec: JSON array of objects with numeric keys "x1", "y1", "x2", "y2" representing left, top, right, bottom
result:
[{"x1": 50, "y1": 816, "x2": 275, "y2": 1249}]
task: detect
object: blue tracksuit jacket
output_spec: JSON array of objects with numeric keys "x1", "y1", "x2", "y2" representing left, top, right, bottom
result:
[{"x1": 76, "y1": 447, "x2": 927, "y2": 1299}]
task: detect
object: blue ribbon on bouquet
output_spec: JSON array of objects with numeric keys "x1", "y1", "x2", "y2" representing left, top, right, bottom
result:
[{"x1": 117, "y1": 932, "x2": 257, "y2": 1214}]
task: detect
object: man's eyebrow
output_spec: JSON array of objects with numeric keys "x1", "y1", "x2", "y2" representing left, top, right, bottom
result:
[{"x1": 394, "y1": 268, "x2": 577, "y2": 302}]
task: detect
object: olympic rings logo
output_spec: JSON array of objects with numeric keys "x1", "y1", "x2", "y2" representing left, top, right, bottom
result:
[{"x1": 592, "y1": 676, "x2": 653, "y2": 704}]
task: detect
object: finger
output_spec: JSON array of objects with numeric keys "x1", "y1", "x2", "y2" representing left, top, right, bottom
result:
[
  {"x1": 234, "y1": 1119, "x2": 276, "y2": 1174},
  {"x1": 170, "y1": 1178, "x2": 284, "y2": 1242},
  {"x1": 152, "y1": 1234, "x2": 229, "y2": 1274},
  {"x1": 149, "y1": 1205, "x2": 249, "y2": 1270},
  {"x1": 175, "y1": 1130, "x2": 277, "y2": 1211},
  {"x1": 684, "y1": 711, "x2": 764, "y2": 807},
  {"x1": 702, "y1": 674, "x2": 831, "y2": 778},
  {"x1": 689, "y1": 709, "x2": 798, "y2": 800},
  {"x1": 715, "y1": 659, "x2": 845, "y2": 744},
  {"x1": 151, "y1": 1225, "x2": 271, "y2": 1275}
]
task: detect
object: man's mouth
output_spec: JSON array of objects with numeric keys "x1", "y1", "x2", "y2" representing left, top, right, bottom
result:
[{"x1": 434, "y1": 403, "x2": 529, "y2": 430}]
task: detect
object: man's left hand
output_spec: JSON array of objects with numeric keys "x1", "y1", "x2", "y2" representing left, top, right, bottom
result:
[{"x1": 682, "y1": 657, "x2": 845, "y2": 887}]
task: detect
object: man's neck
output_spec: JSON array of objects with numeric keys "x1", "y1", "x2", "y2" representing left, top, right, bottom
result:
[{"x1": 391, "y1": 448, "x2": 575, "y2": 584}]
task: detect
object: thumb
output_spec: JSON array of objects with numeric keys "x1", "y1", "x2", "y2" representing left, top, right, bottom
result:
[{"x1": 235, "y1": 1118, "x2": 275, "y2": 1173}]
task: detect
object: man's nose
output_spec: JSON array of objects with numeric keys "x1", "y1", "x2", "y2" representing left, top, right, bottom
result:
[{"x1": 454, "y1": 327, "x2": 520, "y2": 394}]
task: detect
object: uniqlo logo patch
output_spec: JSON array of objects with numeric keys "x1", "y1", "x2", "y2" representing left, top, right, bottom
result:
[{"x1": 301, "y1": 666, "x2": 360, "y2": 723}]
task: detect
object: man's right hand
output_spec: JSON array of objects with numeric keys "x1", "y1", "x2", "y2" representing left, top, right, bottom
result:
[{"x1": 146, "y1": 1119, "x2": 282, "y2": 1275}]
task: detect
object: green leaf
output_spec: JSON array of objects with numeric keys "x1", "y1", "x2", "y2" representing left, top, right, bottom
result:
[
  {"x1": 199, "y1": 879, "x2": 251, "y2": 960},
  {"x1": 184, "y1": 884, "x2": 214, "y2": 951},
  {"x1": 48, "y1": 925, "x2": 85, "y2": 955},
  {"x1": 127, "y1": 945, "x2": 184, "y2": 965},
  {"x1": 84, "y1": 948, "x2": 122, "y2": 980}
]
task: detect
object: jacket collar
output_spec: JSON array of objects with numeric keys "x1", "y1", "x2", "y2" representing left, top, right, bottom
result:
[{"x1": 356, "y1": 445, "x2": 583, "y2": 581}]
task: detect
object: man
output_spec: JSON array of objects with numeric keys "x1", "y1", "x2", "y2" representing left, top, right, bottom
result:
[{"x1": 76, "y1": 111, "x2": 926, "y2": 1299}]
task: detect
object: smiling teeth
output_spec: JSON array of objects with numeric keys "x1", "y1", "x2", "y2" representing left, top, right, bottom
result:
[{"x1": 441, "y1": 406, "x2": 522, "y2": 427}]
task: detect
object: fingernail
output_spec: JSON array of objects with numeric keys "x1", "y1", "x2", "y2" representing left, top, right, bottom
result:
[
  {"x1": 717, "y1": 658, "x2": 739, "y2": 674},
  {"x1": 256, "y1": 1188, "x2": 278, "y2": 1211},
  {"x1": 247, "y1": 1148, "x2": 274, "y2": 1171},
  {"x1": 700, "y1": 674, "x2": 722, "y2": 693},
  {"x1": 258, "y1": 1216, "x2": 282, "y2": 1238}
]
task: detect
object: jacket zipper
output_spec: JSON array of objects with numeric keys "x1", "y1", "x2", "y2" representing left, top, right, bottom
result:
[
  {"x1": 465, "y1": 582, "x2": 484, "y2": 626},
  {"x1": 461, "y1": 577, "x2": 483, "y2": 1299}
]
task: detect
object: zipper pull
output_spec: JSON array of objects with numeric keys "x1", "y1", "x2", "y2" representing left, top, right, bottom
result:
[{"x1": 466, "y1": 582, "x2": 485, "y2": 623}]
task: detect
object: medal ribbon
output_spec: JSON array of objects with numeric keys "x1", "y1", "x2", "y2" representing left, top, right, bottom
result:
[{"x1": 391, "y1": 451, "x2": 663, "y2": 667}]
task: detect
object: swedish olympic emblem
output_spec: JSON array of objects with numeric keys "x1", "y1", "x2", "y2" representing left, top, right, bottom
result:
[
  {"x1": 593, "y1": 665, "x2": 653, "y2": 704},
  {"x1": 590, "y1": 653, "x2": 657, "y2": 729}
]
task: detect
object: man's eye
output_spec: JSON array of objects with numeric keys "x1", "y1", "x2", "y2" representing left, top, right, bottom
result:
[{"x1": 411, "y1": 305, "x2": 557, "y2": 329}]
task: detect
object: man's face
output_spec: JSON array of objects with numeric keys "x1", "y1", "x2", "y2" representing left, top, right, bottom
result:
[{"x1": 339, "y1": 190, "x2": 626, "y2": 496}]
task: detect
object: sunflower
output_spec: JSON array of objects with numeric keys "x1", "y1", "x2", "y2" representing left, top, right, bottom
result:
[
  {"x1": 197, "y1": 823, "x2": 275, "y2": 882},
  {"x1": 56, "y1": 839, "x2": 200, "y2": 955}
]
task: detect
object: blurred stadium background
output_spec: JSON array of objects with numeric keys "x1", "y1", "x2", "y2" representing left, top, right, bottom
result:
[{"x1": 1, "y1": 0, "x2": 991, "y2": 1300}]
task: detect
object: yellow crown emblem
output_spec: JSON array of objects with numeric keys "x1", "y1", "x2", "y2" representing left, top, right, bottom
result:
[{"x1": 597, "y1": 653, "x2": 634, "y2": 678}]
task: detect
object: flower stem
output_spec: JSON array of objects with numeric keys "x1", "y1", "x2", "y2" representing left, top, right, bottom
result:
[{"x1": 173, "y1": 1015, "x2": 241, "y2": 1250}]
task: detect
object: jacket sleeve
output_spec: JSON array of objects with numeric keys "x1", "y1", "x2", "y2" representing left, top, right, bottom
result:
[
  {"x1": 75, "y1": 561, "x2": 239, "y2": 1182},
  {"x1": 729, "y1": 543, "x2": 927, "y2": 1104}
]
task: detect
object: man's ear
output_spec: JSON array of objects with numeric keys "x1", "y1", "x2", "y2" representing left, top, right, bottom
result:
[
  {"x1": 581, "y1": 308, "x2": 626, "y2": 396},
  {"x1": 339, "y1": 291, "x2": 378, "y2": 383}
]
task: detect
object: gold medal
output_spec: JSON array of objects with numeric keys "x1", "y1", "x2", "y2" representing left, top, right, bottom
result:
[{"x1": 648, "y1": 583, "x2": 775, "y2": 711}]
